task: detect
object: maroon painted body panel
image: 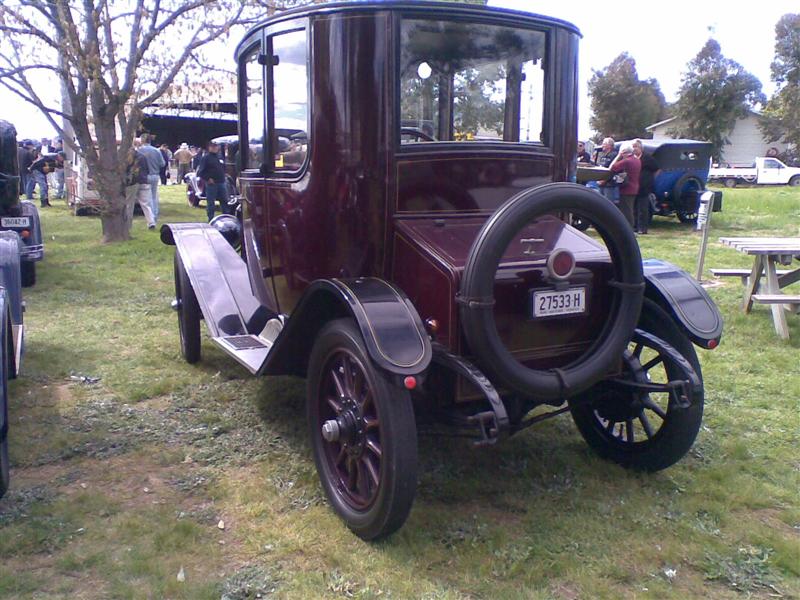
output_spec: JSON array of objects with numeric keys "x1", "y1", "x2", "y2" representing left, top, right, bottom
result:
[{"x1": 235, "y1": 2, "x2": 588, "y2": 397}]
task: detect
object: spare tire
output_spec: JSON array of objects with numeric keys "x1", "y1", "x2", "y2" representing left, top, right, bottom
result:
[{"x1": 459, "y1": 183, "x2": 644, "y2": 402}]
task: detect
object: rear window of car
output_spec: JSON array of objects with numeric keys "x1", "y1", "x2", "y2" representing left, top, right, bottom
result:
[{"x1": 399, "y1": 18, "x2": 547, "y2": 145}]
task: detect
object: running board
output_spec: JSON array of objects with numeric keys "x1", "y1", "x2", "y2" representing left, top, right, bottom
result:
[{"x1": 212, "y1": 334, "x2": 273, "y2": 375}]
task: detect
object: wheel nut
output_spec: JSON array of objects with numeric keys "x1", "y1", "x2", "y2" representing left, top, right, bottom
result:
[{"x1": 321, "y1": 419, "x2": 340, "y2": 442}]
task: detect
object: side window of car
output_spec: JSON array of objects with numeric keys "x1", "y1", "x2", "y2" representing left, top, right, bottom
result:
[
  {"x1": 763, "y1": 159, "x2": 780, "y2": 169},
  {"x1": 269, "y1": 29, "x2": 309, "y2": 173},
  {"x1": 243, "y1": 46, "x2": 265, "y2": 170}
]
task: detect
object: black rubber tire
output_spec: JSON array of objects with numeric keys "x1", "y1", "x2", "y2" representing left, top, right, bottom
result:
[
  {"x1": 1, "y1": 331, "x2": 10, "y2": 498},
  {"x1": 460, "y1": 182, "x2": 644, "y2": 402},
  {"x1": 724, "y1": 178, "x2": 737, "y2": 189},
  {"x1": 0, "y1": 437, "x2": 8, "y2": 499},
  {"x1": 20, "y1": 261, "x2": 35, "y2": 288},
  {"x1": 569, "y1": 299, "x2": 704, "y2": 471},
  {"x1": 672, "y1": 175, "x2": 704, "y2": 223},
  {"x1": 307, "y1": 318, "x2": 417, "y2": 541},
  {"x1": 174, "y1": 252, "x2": 201, "y2": 364},
  {"x1": 789, "y1": 176, "x2": 800, "y2": 187}
]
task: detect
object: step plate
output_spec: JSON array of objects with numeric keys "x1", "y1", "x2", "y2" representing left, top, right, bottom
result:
[
  {"x1": 212, "y1": 335, "x2": 272, "y2": 374},
  {"x1": 222, "y1": 335, "x2": 269, "y2": 350}
]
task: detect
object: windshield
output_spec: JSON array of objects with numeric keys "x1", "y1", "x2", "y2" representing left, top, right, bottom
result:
[{"x1": 399, "y1": 19, "x2": 547, "y2": 144}]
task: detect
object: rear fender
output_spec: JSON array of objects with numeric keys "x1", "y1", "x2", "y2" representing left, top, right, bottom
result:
[
  {"x1": 643, "y1": 259, "x2": 723, "y2": 349},
  {"x1": 261, "y1": 278, "x2": 432, "y2": 378}
]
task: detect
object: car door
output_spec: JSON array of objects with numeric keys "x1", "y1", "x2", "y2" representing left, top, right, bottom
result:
[{"x1": 759, "y1": 158, "x2": 784, "y2": 184}]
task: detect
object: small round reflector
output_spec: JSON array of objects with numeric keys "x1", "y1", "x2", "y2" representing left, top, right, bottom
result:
[
  {"x1": 708, "y1": 339, "x2": 718, "y2": 349},
  {"x1": 547, "y1": 249, "x2": 575, "y2": 280},
  {"x1": 403, "y1": 376, "x2": 417, "y2": 390},
  {"x1": 20, "y1": 229, "x2": 30, "y2": 239}
]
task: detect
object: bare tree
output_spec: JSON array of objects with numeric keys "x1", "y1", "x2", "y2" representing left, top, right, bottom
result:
[{"x1": 0, "y1": 0, "x2": 297, "y2": 242}]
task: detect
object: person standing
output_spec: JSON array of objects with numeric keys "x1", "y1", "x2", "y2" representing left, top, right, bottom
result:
[
  {"x1": 196, "y1": 140, "x2": 228, "y2": 222},
  {"x1": 28, "y1": 152, "x2": 62, "y2": 207},
  {"x1": 576, "y1": 141, "x2": 592, "y2": 163},
  {"x1": 173, "y1": 143, "x2": 192, "y2": 184},
  {"x1": 158, "y1": 143, "x2": 172, "y2": 185},
  {"x1": 632, "y1": 139, "x2": 659, "y2": 234},
  {"x1": 592, "y1": 137, "x2": 618, "y2": 203},
  {"x1": 126, "y1": 141, "x2": 157, "y2": 229},
  {"x1": 17, "y1": 143, "x2": 33, "y2": 198},
  {"x1": 137, "y1": 134, "x2": 165, "y2": 223},
  {"x1": 609, "y1": 143, "x2": 640, "y2": 228}
]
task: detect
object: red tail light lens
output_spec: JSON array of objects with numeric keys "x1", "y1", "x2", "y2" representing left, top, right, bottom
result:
[{"x1": 547, "y1": 249, "x2": 575, "y2": 279}]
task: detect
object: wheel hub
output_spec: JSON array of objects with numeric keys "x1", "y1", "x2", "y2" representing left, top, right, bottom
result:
[
  {"x1": 322, "y1": 399, "x2": 364, "y2": 453},
  {"x1": 595, "y1": 351, "x2": 649, "y2": 422}
]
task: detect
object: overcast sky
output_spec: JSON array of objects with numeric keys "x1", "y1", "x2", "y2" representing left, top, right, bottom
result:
[{"x1": 1, "y1": 0, "x2": 796, "y2": 141}]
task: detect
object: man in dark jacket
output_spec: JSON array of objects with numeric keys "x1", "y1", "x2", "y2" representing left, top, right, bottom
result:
[
  {"x1": 17, "y1": 143, "x2": 33, "y2": 198},
  {"x1": 126, "y1": 142, "x2": 156, "y2": 228},
  {"x1": 195, "y1": 140, "x2": 228, "y2": 221},
  {"x1": 28, "y1": 152, "x2": 62, "y2": 207}
]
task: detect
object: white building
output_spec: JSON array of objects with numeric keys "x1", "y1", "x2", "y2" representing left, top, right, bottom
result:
[{"x1": 645, "y1": 112, "x2": 788, "y2": 165}]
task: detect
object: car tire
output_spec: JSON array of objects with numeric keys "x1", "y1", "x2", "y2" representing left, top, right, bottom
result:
[
  {"x1": 460, "y1": 182, "x2": 644, "y2": 402},
  {"x1": 174, "y1": 252, "x2": 201, "y2": 364},
  {"x1": 0, "y1": 331, "x2": 10, "y2": 498},
  {"x1": 307, "y1": 318, "x2": 417, "y2": 541},
  {"x1": 724, "y1": 178, "x2": 737, "y2": 188},
  {"x1": 569, "y1": 299, "x2": 704, "y2": 472},
  {"x1": 20, "y1": 261, "x2": 35, "y2": 288},
  {"x1": 672, "y1": 175, "x2": 704, "y2": 223},
  {"x1": 789, "y1": 176, "x2": 800, "y2": 187}
]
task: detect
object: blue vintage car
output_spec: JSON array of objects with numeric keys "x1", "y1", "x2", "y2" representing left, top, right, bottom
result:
[{"x1": 639, "y1": 139, "x2": 722, "y2": 224}]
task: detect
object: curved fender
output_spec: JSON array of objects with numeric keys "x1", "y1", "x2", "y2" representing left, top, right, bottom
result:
[
  {"x1": 643, "y1": 259, "x2": 723, "y2": 349},
  {"x1": 0, "y1": 231, "x2": 22, "y2": 325},
  {"x1": 19, "y1": 201, "x2": 44, "y2": 262},
  {"x1": 261, "y1": 277, "x2": 432, "y2": 378}
]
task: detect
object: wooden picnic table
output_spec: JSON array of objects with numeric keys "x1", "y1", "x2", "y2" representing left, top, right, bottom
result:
[{"x1": 719, "y1": 237, "x2": 800, "y2": 339}]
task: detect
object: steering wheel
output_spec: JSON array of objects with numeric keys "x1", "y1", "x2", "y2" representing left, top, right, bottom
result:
[{"x1": 400, "y1": 127, "x2": 436, "y2": 142}]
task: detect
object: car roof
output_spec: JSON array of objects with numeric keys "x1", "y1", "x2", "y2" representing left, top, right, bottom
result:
[{"x1": 235, "y1": 0, "x2": 581, "y2": 59}]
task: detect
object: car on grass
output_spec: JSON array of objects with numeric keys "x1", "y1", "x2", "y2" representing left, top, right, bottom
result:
[
  {"x1": 162, "y1": 1, "x2": 723, "y2": 540},
  {"x1": 0, "y1": 120, "x2": 32, "y2": 498}
]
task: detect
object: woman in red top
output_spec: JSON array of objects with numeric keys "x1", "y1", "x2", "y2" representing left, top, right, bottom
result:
[{"x1": 609, "y1": 143, "x2": 640, "y2": 228}]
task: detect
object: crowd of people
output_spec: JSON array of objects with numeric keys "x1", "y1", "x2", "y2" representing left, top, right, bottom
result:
[
  {"x1": 16, "y1": 138, "x2": 66, "y2": 208},
  {"x1": 577, "y1": 137, "x2": 658, "y2": 234},
  {"x1": 125, "y1": 136, "x2": 229, "y2": 229},
  {"x1": 16, "y1": 133, "x2": 226, "y2": 229}
]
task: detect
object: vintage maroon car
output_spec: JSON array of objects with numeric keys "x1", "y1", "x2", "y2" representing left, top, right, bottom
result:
[{"x1": 162, "y1": 1, "x2": 723, "y2": 540}]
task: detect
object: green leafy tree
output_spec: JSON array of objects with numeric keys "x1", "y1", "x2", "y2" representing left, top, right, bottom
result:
[
  {"x1": 587, "y1": 53, "x2": 667, "y2": 142},
  {"x1": 671, "y1": 39, "x2": 765, "y2": 160},
  {"x1": 760, "y1": 14, "x2": 800, "y2": 158}
]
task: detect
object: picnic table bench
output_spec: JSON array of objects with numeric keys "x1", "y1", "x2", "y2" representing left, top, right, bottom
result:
[{"x1": 718, "y1": 237, "x2": 800, "y2": 339}]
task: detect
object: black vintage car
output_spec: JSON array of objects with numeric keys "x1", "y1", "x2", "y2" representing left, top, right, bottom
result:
[{"x1": 0, "y1": 120, "x2": 30, "y2": 498}]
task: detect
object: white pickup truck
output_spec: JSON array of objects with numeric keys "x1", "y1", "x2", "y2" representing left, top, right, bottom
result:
[{"x1": 708, "y1": 157, "x2": 800, "y2": 188}]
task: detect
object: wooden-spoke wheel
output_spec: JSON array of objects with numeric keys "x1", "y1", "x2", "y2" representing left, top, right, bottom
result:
[
  {"x1": 570, "y1": 299, "x2": 704, "y2": 471},
  {"x1": 308, "y1": 319, "x2": 417, "y2": 540}
]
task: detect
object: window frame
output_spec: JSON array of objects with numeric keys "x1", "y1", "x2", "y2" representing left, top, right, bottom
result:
[
  {"x1": 395, "y1": 13, "x2": 552, "y2": 153},
  {"x1": 237, "y1": 33, "x2": 265, "y2": 173},
  {"x1": 264, "y1": 19, "x2": 311, "y2": 179}
]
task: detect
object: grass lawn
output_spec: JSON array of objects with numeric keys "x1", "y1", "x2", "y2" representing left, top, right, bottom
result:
[{"x1": 0, "y1": 184, "x2": 797, "y2": 599}]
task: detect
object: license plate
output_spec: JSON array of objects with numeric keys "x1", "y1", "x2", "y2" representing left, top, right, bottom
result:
[
  {"x1": 1, "y1": 217, "x2": 30, "y2": 228},
  {"x1": 532, "y1": 287, "x2": 586, "y2": 318}
]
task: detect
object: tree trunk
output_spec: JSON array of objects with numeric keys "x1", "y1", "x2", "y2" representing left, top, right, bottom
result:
[{"x1": 100, "y1": 191, "x2": 133, "y2": 243}]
